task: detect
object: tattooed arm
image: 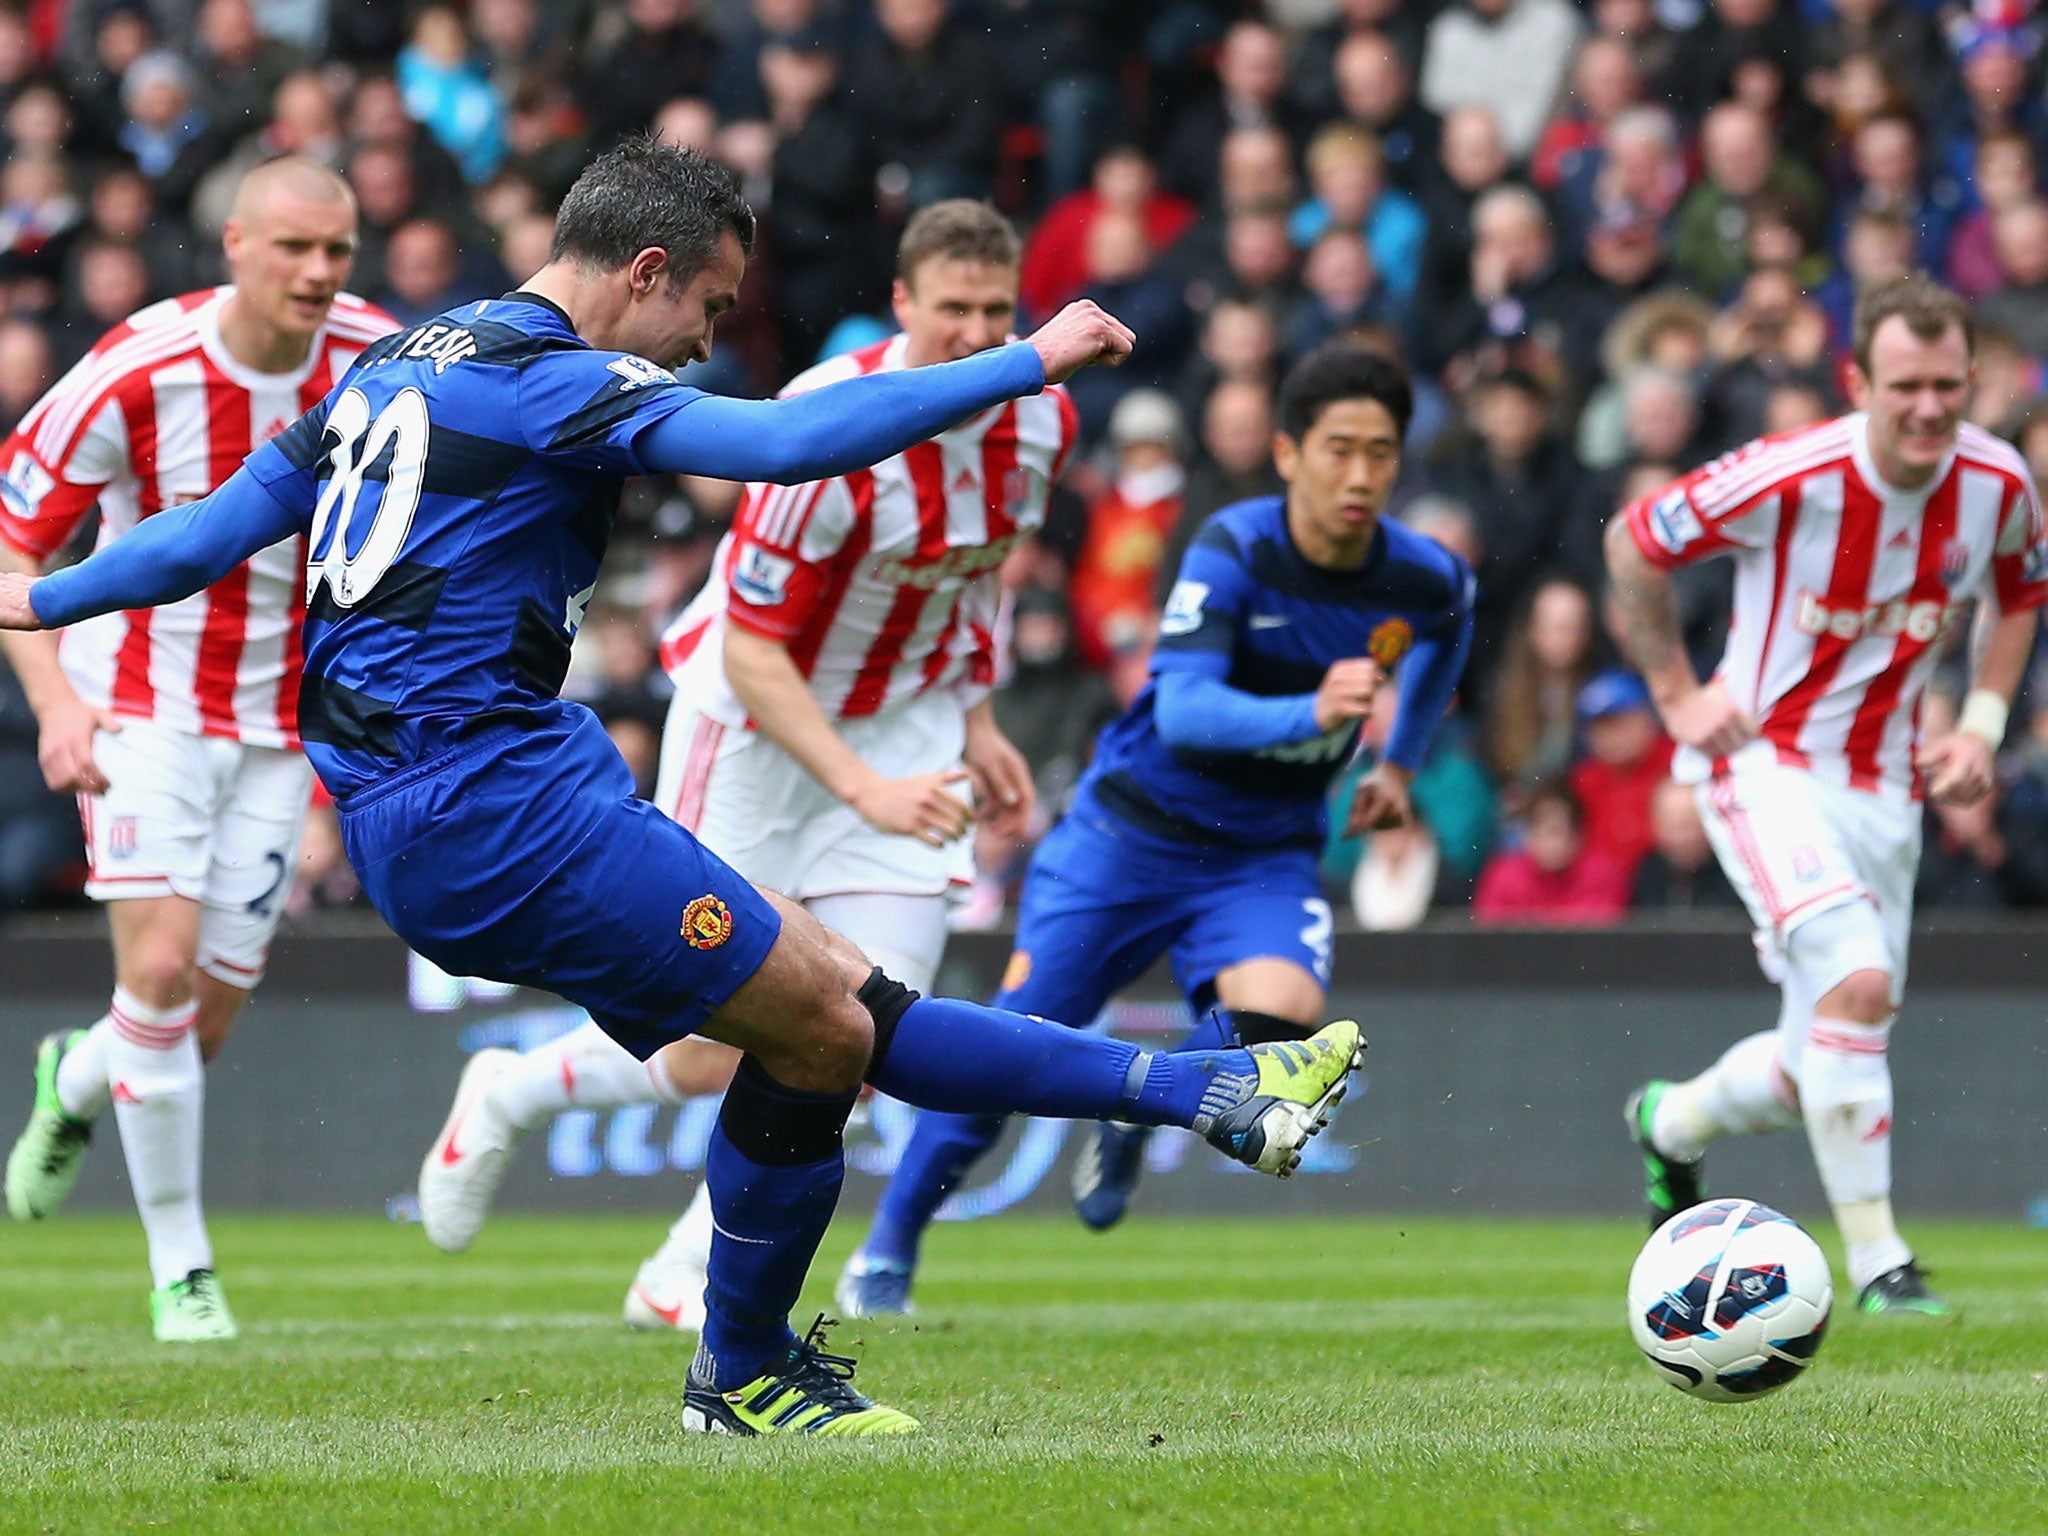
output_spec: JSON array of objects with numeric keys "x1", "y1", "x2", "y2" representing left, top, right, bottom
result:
[{"x1": 1603, "y1": 513, "x2": 1757, "y2": 758}]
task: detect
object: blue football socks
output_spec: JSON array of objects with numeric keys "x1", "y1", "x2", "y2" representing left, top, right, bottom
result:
[
  {"x1": 696, "y1": 1058, "x2": 857, "y2": 1390},
  {"x1": 866, "y1": 994, "x2": 1255, "y2": 1128}
]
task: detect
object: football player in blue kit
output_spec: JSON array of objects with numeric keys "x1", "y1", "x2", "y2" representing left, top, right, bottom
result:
[
  {"x1": 839, "y1": 344, "x2": 1475, "y2": 1316},
  {"x1": 0, "y1": 142, "x2": 1367, "y2": 1437}
]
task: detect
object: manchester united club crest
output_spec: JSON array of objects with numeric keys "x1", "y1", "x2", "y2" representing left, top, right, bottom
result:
[
  {"x1": 681, "y1": 895, "x2": 734, "y2": 950},
  {"x1": 1366, "y1": 617, "x2": 1415, "y2": 668}
]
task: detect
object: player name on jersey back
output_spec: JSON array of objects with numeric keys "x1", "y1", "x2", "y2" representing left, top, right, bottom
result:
[{"x1": 379, "y1": 321, "x2": 482, "y2": 373}]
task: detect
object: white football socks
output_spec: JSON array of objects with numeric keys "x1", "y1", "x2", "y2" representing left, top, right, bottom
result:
[
  {"x1": 1801, "y1": 1015, "x2": 1909, "y2": 1289},
  {"x1": 489, "y1": 1021, "x2": 670, "y2": 1132},
  {"x1": 105, "y1": 989, "x2": 211, "y2": 1289},
  {"x1": 54, "y1": 1015, "x2": 113, "y2": 1120},
  {"x1": 1651, "y1": 1030, "x2": 1802, "y2": 1162}
]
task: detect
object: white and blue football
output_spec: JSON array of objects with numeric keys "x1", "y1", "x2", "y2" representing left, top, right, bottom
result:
[{"x1": 1628, "y1": 1198, "x2": 1833, "y2": 1403}]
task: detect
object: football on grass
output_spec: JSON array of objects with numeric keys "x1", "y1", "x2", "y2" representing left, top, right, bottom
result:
[{"x1": 1627, "y1": 1198, "x2": 1832, "y2": 1403}]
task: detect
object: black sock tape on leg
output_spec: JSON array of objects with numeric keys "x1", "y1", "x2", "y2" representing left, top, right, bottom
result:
[
  {"x1": 858, "y1": 966, "x2": 921, "y2": 1083},
  {"x1": 1228, "y1": 1010, "x2": 1315, "y2": 1046},
  {"x1": 718, "y1": 1054, "x2": 858, "y2": 1167}
]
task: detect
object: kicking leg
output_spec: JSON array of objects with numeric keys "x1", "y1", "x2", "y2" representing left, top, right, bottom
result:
[{"x1": 685, "y1": 894, "x2": 1362, "y2": 1428}]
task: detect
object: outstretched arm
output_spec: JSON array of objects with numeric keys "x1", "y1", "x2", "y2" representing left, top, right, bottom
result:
[
  {"x1": 0, "y1": 468, "x2": 305, "y2": 630},
  {"x1": 638, "y1": 301, "x2": 1133, "y2": 484}
]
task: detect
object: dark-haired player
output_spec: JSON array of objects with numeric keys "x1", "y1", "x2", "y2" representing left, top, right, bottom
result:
[
  {"x1": 840, "y1": 344, "x2": 1474, "y2": 1316},
  {"x1": 411, "y1": 199, "x2": 1074, "y2": 1338},
  {"x1": 0, "y1": 141, "x2": 1365, "y2": 1435}
]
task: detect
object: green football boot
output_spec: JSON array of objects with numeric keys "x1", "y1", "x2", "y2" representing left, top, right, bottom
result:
[
  {"x1": 5, "y1": 1030, "x2": 95, "y2": 1221},
  {"x1": 683, "y1": 1316, "x2": 919, "y2": 1436},
  {"x1": 151, "y1": 1268, "x2": 239, "y2": 1342},
  {"x1": 1626, "y1": 1080, "x2": 1704, "y2": 1229},
  {"x1": 1857, "y1": 1261, "x2": 1952, "y2": 1318},
  {"x1": 1197, "y1": 1020, "x2": 1365, "y2": 1177}
]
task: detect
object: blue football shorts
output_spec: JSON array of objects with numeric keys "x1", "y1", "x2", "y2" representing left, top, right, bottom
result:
[
  {"x1": 995, "y1": 797, "x2": 1334, "y2": 1023},
  {"x1": 337, "y1": 707, "x2": 782, "y2": 1059}
]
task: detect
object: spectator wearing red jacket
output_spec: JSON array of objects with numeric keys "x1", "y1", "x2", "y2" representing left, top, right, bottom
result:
[
  {"x1": 1474, "y1": 780, "x2": 1632, "y2": 924},
  {"x1": 1019, "y1": 145, "x2": 1195, "y2": 323},
  {"x1": 1569, "y1": 668, "x2": 1673, "y2": 878}
]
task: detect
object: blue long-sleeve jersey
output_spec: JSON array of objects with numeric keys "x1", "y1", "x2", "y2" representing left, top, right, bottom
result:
[
  {"x1": 1078, "y1": 496, "x2": 1473, "y2": 851},
  {"x1": 32, "y1": 293, "x2": 1047, "y2": 798}
]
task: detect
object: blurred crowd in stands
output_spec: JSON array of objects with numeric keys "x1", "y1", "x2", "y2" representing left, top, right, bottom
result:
[{"x1": 6, "y1": 0, "x2": 2048, "y2": 928}]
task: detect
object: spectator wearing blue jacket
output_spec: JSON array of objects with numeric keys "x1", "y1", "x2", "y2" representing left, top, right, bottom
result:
[
  {"x1": 397, "y1": 5, "x2": 509, "y2": 184},
  {"x1": 1289, "y1": 123, "x2": 1427, "y2": 305}
]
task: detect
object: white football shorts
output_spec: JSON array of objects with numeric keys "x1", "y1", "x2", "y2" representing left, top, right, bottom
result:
[
  {"x1": 79, "y1": 719, "x2": 315, "y2": 987},
  {"x1": 1695, "y1": 758, "x2": 1919, "y2": 999},
  {"x1": 654, "y1": 686, "x2": 972, "y2": 900}
]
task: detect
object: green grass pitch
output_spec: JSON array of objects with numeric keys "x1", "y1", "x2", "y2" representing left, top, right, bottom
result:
[{"x1": 2, "y1": 1213, "x2": 2045, "y2": 1535}]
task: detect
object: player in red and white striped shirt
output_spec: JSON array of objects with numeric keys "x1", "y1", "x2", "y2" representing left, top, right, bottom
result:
[
  {"x1": 0, "y1": 158, "x2": 397, "y2": 1339},
  {"x1": 1608, "y1": 274, "x2": 2048, "y2": 1314},
  {"x1": 415, "y1": 201, "x2": 1076, "y2": 1329}
]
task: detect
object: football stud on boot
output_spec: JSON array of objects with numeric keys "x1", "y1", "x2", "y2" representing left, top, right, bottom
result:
[
  {"x1": 1625, "y1": 1080, "x2": 1704, "y2": 1229},
  {"x1": 1197, "y1": 1020, "x2": 1364, "y2": 1177},
  {"x1": 682, "y1": 1315, "x2": 920, "y2": 1436},
  {"x1": 5, "y1": 1030, "x2": 95, "y2": 1222}
]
